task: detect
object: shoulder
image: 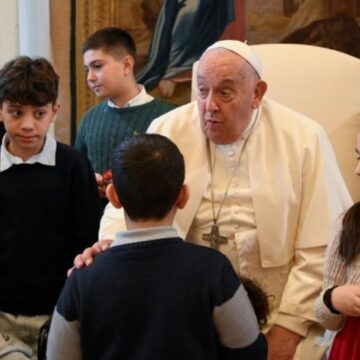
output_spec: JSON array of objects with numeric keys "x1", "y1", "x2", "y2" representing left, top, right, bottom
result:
[
  {"x1": 134, "y1": 99, "x2": 177, "y2": 119},
  {"x1": 56, "y1": 142, "x2": 92, "y2": 166},
  {"x1": 181, "y1": 241, "x2": 233, "y2": 268},
  {"x1": 261, "y1": 97, "x2": 326, "y2": 136},
  {"x1": 148, "y1": 101, "x2": 199, "y2": 133},
  {"x1": 147, "y1": 101, "x2": 205, "y2": 156},
  {"x1": 148, "y1": 98, "x2": 177, "y2": 112},
  {"x1": 258, "y1": 97, "x2": 331, "y2": 154},
  {"x1": 80, "y1": 101, "x2": 108, "y2": 121}
]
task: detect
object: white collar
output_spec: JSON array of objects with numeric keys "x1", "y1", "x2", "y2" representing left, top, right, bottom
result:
[
  {"x1": 111, "y1": 226, "x2": 179, "y2": 247},
  {"x1": 0, "y1": 134, "x2": 57, "y2": 172},
  {"x1": 107, "y1": 84, "x2": 154, "y2": 108}
]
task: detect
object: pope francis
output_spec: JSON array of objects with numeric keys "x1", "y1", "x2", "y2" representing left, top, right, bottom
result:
[{"x1": 82, "y1": 40, "x2": 352, "y2": 360}]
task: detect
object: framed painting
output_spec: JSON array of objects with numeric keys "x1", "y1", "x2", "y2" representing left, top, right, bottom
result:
[{"x1": 70, "y1": 0, "x2": 360, "y2": 142}]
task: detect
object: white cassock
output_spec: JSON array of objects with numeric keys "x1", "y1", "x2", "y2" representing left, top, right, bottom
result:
[{"x1": 100, "y1": 98, "x2": 352, "y2": 359}]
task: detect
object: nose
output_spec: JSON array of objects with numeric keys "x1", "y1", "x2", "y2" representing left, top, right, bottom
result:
[
  {"x1": 20, "y1": 115, "x2": 35, "y2": 131},
  {"x1": 87, "y1": 69, "x2": 96, "y2": 82},
  {"x1": 355, "y1": 160, "x2": 360, "y2": 176},
  {"x1": 204, "y1": 91, "x2": 219, "y2": 113}
]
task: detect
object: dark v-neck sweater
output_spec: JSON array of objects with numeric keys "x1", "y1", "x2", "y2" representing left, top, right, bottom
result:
[
  {"x1": 49, "y1": 237, "x2": 267, "y2": 359},
  {"x1": 0, "y1": 143, "x2": 101, "y2": 315}
]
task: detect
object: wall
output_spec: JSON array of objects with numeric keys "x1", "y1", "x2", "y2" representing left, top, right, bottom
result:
[{"x1": 0, "y1": 0, "x2": 18, "y2": 67}]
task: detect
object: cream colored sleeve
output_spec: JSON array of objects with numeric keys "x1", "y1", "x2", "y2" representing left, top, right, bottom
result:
[
  {"x1": 98, "y1": 202, "x2": 126, "y2": 240},
  {"x1": 275, "y1": 246, "x2": 326, "y2": 337}
]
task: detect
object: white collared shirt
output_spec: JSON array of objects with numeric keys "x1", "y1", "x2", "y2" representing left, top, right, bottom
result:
[
  {"x1": 107, "y1": 84, "x2": 154, "y2": 109},
  {"x1": 0, "y1": 134, "x2": 57, "y2": 172}
]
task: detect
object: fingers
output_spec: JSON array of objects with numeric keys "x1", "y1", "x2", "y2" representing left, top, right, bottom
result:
[
  {"x1": 95, "y1": 172, "x2": 107, "y2": 198},
  {"x1": 73, "y1": 252, "x2": 90, "y2": 269},
  {"x1": 71, "y1": 240, "x2": 113, "y2": 275},
  {"x1": 73, "y1": 246, "x2": 97, "y2": 269},
  {"x1": 98, "y1": 239, "x2": 113, "y2": 251},
  {"x1": 67, "y1": 266, "x2": 75, "y2": 277},
  {"x1": 95, "y1": 172, "x2": 103, "y2": 185}
]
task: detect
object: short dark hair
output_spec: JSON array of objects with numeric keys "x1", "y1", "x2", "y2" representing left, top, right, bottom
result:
[
  {"x1": 241, "y1": 276, "x2": 270, "y2": 329},
  {"x1": 111, "y1": 134, "x2": 185, "y2": 221},
  {"x1": 339, "y1": 201, "x2": 360, "y2": 265},
  {"x1": 0, "y1": 56, "x2": 59, "y2": 106},
  {"x1": 82, "y1": 27, "x2": 137, "y2": 62}
]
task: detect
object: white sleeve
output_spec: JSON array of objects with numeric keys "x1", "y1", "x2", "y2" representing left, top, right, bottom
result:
[{"x1": 98, "y1": 202, "x2": 126, "y2": 240}]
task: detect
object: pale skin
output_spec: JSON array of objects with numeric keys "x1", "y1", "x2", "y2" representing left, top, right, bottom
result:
[
  {"x1": 83, "y1": 48, "x2": 141, "y2": 197},
  {"x1": 74, "y1": 48, "x2": 304, "y2": 359},
  {"x1": 330, "y1": 132, "x2": 360, "y2": 316},
  {"x1": 0, "y1": 101, "x2": 59, "y2": 161}
]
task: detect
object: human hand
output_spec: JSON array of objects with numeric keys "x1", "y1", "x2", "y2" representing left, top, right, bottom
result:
[
  {"x1": 95, "y1": 172, "x2": 107, "y2": 198},
  {"x1": 266, "y1": 325, "x2": 302, "y2": 360},
  {"x1": 331, "y1": 284, "x2": 360, "y2": 316},
  {"x1": 67, "y1": 239, "x2": 113, "y2": 276}
]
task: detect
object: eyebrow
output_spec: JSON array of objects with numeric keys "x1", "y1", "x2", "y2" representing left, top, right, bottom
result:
[
  {"x1": 85, "y1": 59, "x2": 104, "y2": 68},
  {"x1": 356, "y1": 148, "x2": 360, "y2": 155},
  {"x1": 196, "y1": 76, "x2": 235, "y2": 85}
]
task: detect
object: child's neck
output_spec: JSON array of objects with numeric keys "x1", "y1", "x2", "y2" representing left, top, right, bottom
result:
[
  {"x1": 125, "y1": 211, "x2": 175, "y2": 231},
  {"x1": 110, "y1": 82, "x2": 140, "y2": 108}
]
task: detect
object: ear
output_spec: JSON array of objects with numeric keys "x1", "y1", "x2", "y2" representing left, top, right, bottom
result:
[
  {"x1": 106, "y1": 183, "x2": 123, "y2": 209},
  {"x1": 176, "y1": 184, "x2": 190, "y2": 210},
  {"x1": 122, "y1": 55, "x2": 135, "y2": 75},
  {"x1": 252, "y1": 80, "x2": 267, "y2": 109},
  {"x1": 50, "y1": 101, "x2": 61, "y2": 123}
]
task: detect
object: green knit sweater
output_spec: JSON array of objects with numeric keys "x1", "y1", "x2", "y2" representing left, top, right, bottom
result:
[{"x1": 74, "y1": 99, "x2": 175, "y2": 174}]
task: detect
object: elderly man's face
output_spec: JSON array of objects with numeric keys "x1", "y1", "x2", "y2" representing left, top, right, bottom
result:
[{"x1": 196, "y1": 49, "x2": 266, "y2": 145}]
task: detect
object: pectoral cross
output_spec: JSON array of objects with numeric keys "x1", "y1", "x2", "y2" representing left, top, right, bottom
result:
[{"x1": 202, "y1": 224, "x2": 227, "y2": 250}]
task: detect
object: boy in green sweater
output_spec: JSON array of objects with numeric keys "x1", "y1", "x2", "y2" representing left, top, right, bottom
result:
[
  {"x1": 74, "y1": 27, "x2": 176, "y2": 200},
  {"x1": 0, "y1": 56, "x2": 100, "y2": 359}
]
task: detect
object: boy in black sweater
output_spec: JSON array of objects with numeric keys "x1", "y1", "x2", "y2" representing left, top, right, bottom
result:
[
  {"x1": 47, "y1": 134, "x2": 267, "y2": 359},
  {"x1": 0, "y1": 56, "x2": 101, "y2": 359}
]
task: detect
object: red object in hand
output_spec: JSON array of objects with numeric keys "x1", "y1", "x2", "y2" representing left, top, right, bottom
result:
[{"x1": 103, "y1": 170, "x2": 113, "y2": 183}]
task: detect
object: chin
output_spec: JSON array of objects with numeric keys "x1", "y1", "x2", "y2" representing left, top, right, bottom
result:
[
  {"x1": 207, "y1": 134, "x2": 226, "y2": 145},
  {"x1": 208, "y1": 134, "x2": 235, "y2": 145}
]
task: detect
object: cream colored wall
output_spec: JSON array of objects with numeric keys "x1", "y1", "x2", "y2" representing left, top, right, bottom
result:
[{"x1": 0, "y1": 0, "x2": 18, "y2": 67}]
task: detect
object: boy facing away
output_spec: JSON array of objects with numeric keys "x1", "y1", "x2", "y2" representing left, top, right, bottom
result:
[
  {"x1": 0, "y1": 56, "x2": 101, "y2": 359},
  {"x1": 74, "y1": 27, "x2": 176, "y2": 199},
  {"x1": 47, "y1": 134, "x2": 267, "y2": 359}
]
